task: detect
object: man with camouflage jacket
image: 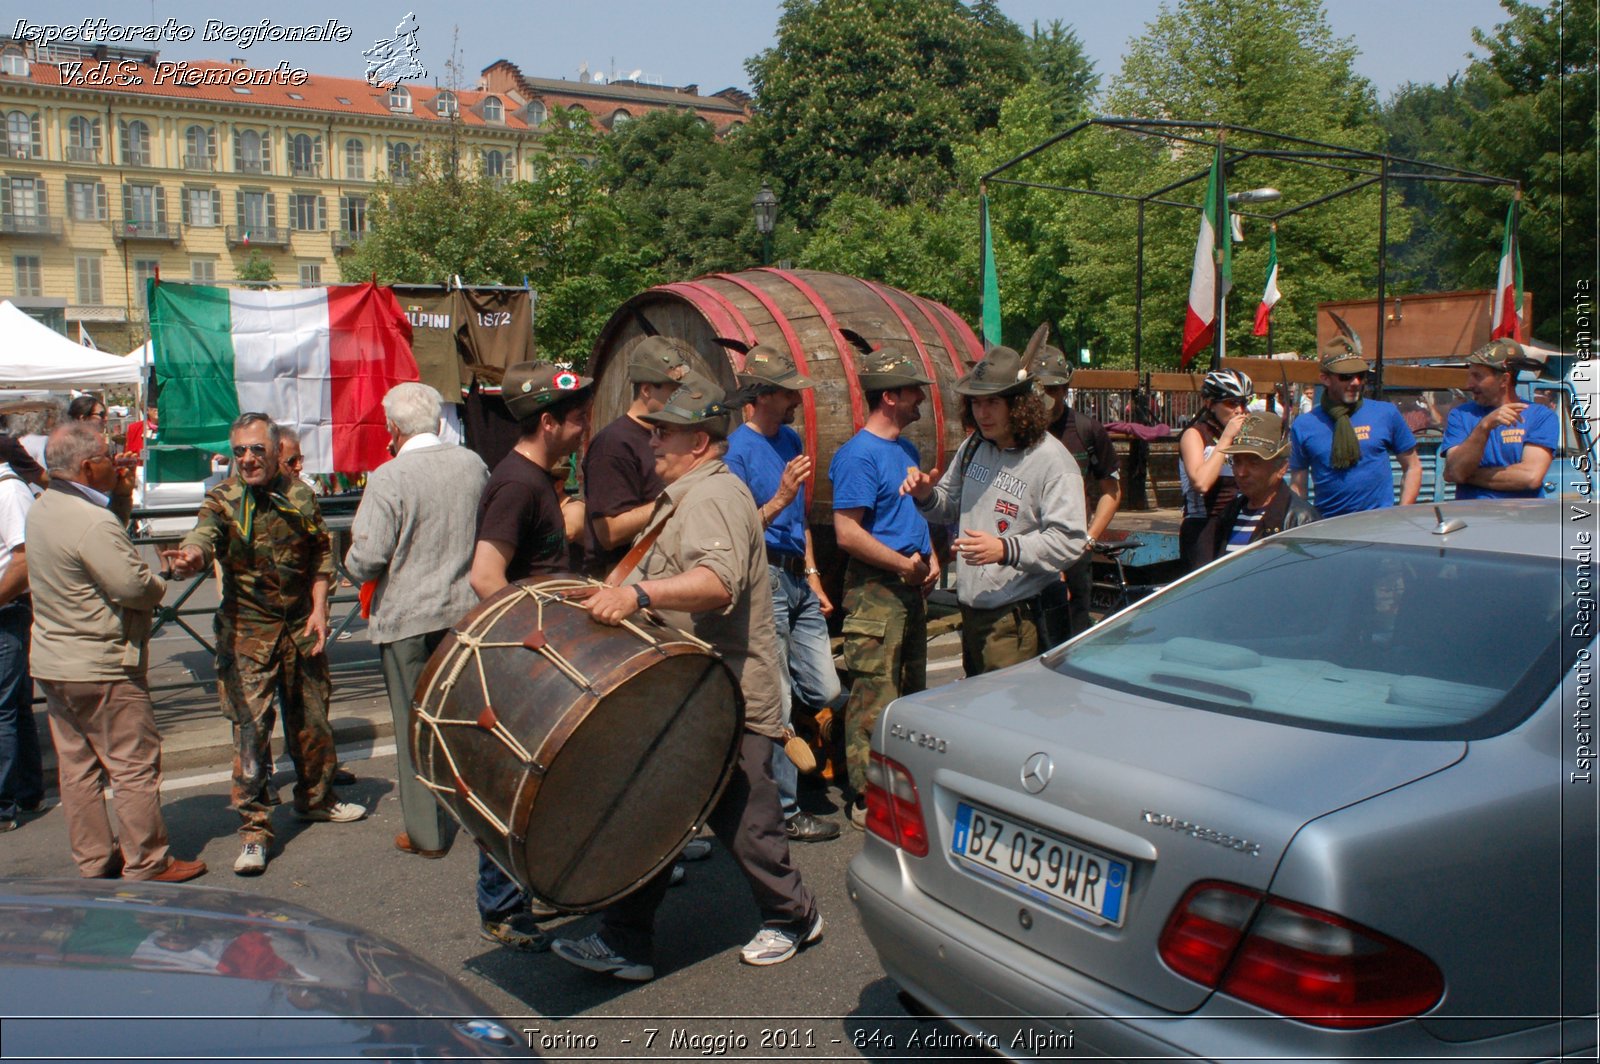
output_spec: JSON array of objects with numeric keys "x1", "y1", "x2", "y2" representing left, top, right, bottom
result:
[
  {"x1": 164, "y1": 413, "x2": 365, "y2": 877},
  {"x1": 828, "y1": 349, "x2": 940, "y2": 829}
]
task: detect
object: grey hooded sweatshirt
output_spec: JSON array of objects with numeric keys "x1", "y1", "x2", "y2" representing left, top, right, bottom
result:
[{"x1": 917, "y1": 431, "x2": 1088, "y2": 609}]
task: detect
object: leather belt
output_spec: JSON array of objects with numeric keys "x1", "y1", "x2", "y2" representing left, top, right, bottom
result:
[{"x1": 765, "y1": 547, "x2": 807, "y2": 579}]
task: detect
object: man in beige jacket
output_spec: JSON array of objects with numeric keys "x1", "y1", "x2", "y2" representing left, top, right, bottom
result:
[{"x1": 26, "y1": 423, "x2": 204, "y2": 881}]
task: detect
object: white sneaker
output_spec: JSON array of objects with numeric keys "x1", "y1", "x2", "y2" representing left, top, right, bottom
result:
[
  {"x1": 680, "y1": 837, "x2": 713, "y2": 862},
  {"x1": 233, "y1": 842, "x2": 267, "y2": 876},
  {"x1": 740, "y1": 909, "x2": 823, "y2": 966},
  {"x1": 295, "y1": 801, "x2": 366, "y2": 823}
]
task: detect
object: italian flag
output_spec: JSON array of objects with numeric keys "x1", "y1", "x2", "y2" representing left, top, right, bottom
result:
[
  {"x1": 1253, "y1": 226, "x2": 1281, "y2": 336},
  {"x1": 149, "y1": 282, "x2": 416, "y2": 477},
  {"x1": 1180, "y1": 145, "x2": 1231, "y2": 367},
  {"x1": 1490, "y1": 197, "x2": 1523, "y2": 341}
]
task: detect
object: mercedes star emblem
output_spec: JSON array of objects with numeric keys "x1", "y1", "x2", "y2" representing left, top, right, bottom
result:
[{"x1": 1021, "y1": 752, "x2": 1053, "y2": 794}]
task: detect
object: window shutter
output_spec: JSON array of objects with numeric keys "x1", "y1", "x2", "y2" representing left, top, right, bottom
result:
[
  {"x1": 211, "y1": 189, "x2": 221, "y2": 223},
  {"x1": 261, "y1": 133, "x2": 271, "y2": 173},
  {"x1": 118, "y1": 119, "x2": 128, "y2": 161},
  {"x1": 207, "y1": 126, "x2": 217, "y2": 157},
  {"x1": 233, "y1": 133, "x2": 243, "y2": 171},
  {"x1": 91, "y1": 118, "x2": 102, "y2": 153},
  {"x1": 266, "y1": 193, "x2": 276, "y2": 231},
  {"x1": 0, "y1": 178, "x2": 11, "y2": 218},
  {"x1": 37, "y1": 182, "x2": 46, "y2": 217},
  {"x1": 316, "y1": 196, "x2": 326, "y2": 230},
  {"x1": 181, "y1": 189, "x2": 190, "y2": 224},
  {"x1": 155, "y1": 187, "x2": 166, "y2": 225},
  {"x1": 29, "y1": 114, "x2": 40, "y2": 157},
  {"x1": 95, "y1": 183, "x2": 107, "y2": 220},
  {"x1": 122, "y1": 183, "x2": 133, "y2": 222},
  {"x1": 313, "y1": 136, "x2": 324, "y2": 172},
  {"x1": 287, "y1": 196, "x2": 297, "y2": 231},
  {"x1": 236, "y1": 191, "x2": 245, "y2": 229}
]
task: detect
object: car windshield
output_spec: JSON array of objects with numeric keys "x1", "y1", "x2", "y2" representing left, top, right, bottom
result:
[{"x1": 1052, "y1": 538, "x2": 1565, "y2": 740}]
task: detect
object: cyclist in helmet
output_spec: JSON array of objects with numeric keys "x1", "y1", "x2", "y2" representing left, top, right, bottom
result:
[{"x1": 1178, "y1": 368, "x2": 1252, "y2": 571}]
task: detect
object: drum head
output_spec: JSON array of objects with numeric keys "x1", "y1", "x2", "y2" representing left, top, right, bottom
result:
[{"x1": 519, "y1": 648, "x2": 740, "y2": 908}]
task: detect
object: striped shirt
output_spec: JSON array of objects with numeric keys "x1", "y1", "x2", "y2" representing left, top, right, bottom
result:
[{"x1": 1224, "y1": 506, "x2": 1266, "y2": 554}]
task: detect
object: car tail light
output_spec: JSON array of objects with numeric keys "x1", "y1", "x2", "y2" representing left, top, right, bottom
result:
[
  {"x1": 864, "y1": 751, "x2": 929, "y2": 857},
  {"x1": 1159, "y1": 880, "x2": 1444, "y2": 1029}
]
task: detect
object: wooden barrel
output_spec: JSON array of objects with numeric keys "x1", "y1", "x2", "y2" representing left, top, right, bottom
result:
[{"x1": 589, "y1": 270, "x2": 983, "y2": 521}]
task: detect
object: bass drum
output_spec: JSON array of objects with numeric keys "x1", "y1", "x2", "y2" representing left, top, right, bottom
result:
[{"x1": 412, "y1": 576, "x2": 742, "y2": 910}]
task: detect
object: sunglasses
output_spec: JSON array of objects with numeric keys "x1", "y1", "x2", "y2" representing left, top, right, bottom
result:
[
  {"x1": 231, "y1": 443, "x2": 270, "y2": 458},
  {"x1": 1333, "y1": 372, "x2": 1366, "y2": 382}
]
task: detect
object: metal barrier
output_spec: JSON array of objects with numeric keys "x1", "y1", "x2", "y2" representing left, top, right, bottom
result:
[{"x1": 131, "y1": 493, "x2": 380, "y2": 694}]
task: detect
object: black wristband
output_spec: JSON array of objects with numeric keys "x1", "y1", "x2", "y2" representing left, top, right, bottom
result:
[{"x1": 633, "y1": 584, "x2": 652, "y2": 609}]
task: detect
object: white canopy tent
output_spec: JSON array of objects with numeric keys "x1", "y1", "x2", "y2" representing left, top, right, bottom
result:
[{"x1": 0, "y1": 301, "x2": 143, "y2": 388}]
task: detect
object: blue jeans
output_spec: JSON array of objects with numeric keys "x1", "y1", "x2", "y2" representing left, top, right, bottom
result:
[
  {"x1": 477, "y1": 850, "x2": 526, "y2": 922},
  {"x1": 767, "y1": 566, "x2": 843, "y2": 818},
  {"x1": 0, "y1": 601, "x2": 42, "y2": 821}
]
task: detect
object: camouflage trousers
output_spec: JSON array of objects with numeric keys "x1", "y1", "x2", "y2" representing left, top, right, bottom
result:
[
  {"x1": 960, "y1": 601, "x2": 1040, "y2": 678},
  {"x1": 840, "y1": 560, "x2": 927, "y2": 797},
  {"x1": 216, "y1": 621, "x2": 334, "y2": 843}
]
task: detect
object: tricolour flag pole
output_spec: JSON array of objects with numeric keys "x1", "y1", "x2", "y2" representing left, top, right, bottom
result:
[
  {"x1": 1180, "y1": 139, "x2": 1231, "y2": 370},
  {"x1": 1254, "y1": 223, "x2": 1280, "y2": 352},
  {"x1": 980, "y1": 187, "x2": 1001, "y2": 350}
]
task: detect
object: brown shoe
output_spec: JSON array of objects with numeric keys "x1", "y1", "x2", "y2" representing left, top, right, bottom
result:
[
  {"x1": 147, "y1": 858, "x2": 207, "y2": 883},
  {"x1": 394, "y1": 832, "x2": 447, "y2": 859}
]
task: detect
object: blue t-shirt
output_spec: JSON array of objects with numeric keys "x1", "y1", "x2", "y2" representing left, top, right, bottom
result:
[
  {"x1": 1288, "y1": 401, "x2": 1417, "y2": 516},
  {"x1": 1441, "y1": 401, "x2": 1559, "y2": 500},
  {"x1": 828, "y1": 429, "x2": 932, "y2": 556},
  {"x1": 725, "y1": 422, "x2": 807, "y2": 556}
]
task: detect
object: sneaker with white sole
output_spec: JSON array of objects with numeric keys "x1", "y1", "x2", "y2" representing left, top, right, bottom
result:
[
  {"x1": 680, "y1": 837, "x2": 713, "y2": 862},
  {"x1": 294, "y1": 801, "x2": 366, "y2": 823},
  {"x1": 550, "y1": 933, "x2": 654, "y2": 982},
  {"x1": 740, "y1": 909, "x2": 824, "y2": 966},
  {"x1": 479, "y1": 912, "x2": 549, "y2": 952},
  {"x1": 233, "y1": 842, "x2": 268, "y2": 876}
]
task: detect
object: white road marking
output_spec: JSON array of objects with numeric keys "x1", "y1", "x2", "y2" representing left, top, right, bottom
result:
[{"x1": 160, "y1": 740, "x2": 399, "y2": 793}]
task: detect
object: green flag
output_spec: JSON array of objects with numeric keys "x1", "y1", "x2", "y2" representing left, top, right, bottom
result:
[{"x1": 980, "y1": 194, "x2": 1001, "y2": 348}]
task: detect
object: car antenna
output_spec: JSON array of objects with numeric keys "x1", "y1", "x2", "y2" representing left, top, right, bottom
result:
[{"x1": 1431, "y1": 505, "x2": 1466, "y2": 536}]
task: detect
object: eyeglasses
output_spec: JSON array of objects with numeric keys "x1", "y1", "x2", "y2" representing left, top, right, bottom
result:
[
  {"x1": 283, "y1": 454, "x2": 304, "y2": 469},
  {"x1": 1333, "y1": 373, "x2": 1366, "y2": 382},
  {"x1": 86, "y1": 452, "x2": 112, "y2": 466},
  {"x1": 231, "y1": 443, "x2": 269, "y2": 458}
]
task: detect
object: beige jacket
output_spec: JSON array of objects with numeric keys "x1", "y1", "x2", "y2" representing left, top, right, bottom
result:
[{"x1": 26, "y1": 481, "x2": 165, "y2": 682}]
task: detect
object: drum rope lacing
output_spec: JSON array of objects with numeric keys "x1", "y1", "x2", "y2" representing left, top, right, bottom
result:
[{"x1": 412, "y1": 579, "x2": 714, "y2": 837}]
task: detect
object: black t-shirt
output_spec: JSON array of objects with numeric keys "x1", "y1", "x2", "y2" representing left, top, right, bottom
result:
[
  {"x1": 1052, "y1": 408, "x2": 1119, "y2": 484},
  {"x1": 475, "y1": 449, "x2": 581, "y2": 582},
  {"x1": 581, "y1": 415, "x2": 662, "y2": 575}
]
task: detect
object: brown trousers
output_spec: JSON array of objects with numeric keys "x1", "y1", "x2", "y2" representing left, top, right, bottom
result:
[{"x1": 42, "y1": 677, "x2": 172, "y2": 879}]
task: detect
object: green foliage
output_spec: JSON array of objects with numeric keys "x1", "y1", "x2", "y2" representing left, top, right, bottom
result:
[
  {"x1": 234, "y1": 249, "x2": 276, "y2": 284},
  {"x1": 747, "y1": 0, "x2": 1031, "y2": 227},
  {"x1": 800, "y1": 191, "x2": 978, "y2": 313},
  {"x1": 1025, "y1": 20, "x2": 1101, "y2": 127},
  {"x1": 1438, "y1": 0, "x2": 1596, "y2": 338},
  {"x1": 1379, "y1": 79, "x2": 1477, "y2": 294},
  {"x1": 605, "y1": 109, "x2": 769, "y2": 277}
]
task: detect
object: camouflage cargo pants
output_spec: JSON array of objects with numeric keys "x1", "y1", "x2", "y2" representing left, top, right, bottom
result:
[
  {"x1": 217, "y1": 622, "x2": 334, "y2": 843},
  {"x1": 960, "y1": 601, "x2": 1040, "y2": 678},
  {"x1": 840, "y1": 561, "x2": 927, "y2": 797}
]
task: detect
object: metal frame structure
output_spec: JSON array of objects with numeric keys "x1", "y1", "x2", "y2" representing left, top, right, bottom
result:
[{"x1": 980, "y1": 117, "x2": 1518, "y2": 392}]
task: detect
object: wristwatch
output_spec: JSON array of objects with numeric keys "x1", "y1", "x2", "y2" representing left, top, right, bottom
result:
[{"x1": 633, "y1": 584, "x2": 652, "y2": 609}]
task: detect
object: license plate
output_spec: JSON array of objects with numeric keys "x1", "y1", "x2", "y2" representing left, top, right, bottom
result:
[{"x1": 951, "y1": 801, "x2": 1129, "y2": 926}]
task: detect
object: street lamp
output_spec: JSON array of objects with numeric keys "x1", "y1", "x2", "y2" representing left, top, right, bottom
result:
[
  {"x1": 752, "y1": 184, "x2": 777, "y2": 266},
  {"x1": 1227, "y1": 186, "x2": 1282, "y2": 206}
]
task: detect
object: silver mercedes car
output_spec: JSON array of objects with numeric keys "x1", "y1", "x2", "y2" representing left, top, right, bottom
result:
[{"x1": 849, "y1": 500, "x2": 1595, "y2": 1061}]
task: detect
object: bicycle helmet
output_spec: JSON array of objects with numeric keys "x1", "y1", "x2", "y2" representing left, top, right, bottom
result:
[{"x1": 1201, "y1": 368, "x2": 1253, "y2": 401}]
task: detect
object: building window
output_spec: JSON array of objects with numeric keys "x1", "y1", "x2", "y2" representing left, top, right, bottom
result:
[
  {"x1": 122, "y1": 183, "x2": 167, "y2": 235},
  {"x1": 435, "y1": 90, "x2": 458, "y2": 117},
  {"x1": 66, "y1": 116, "x2": 101, "y2": 162},
  {"x1": 608, "y1": 109, "x2": 632, "y2": 128},
  {"x1": 482, "y1": 149, "x2": 508, "y2": 181},
  {"x1": 482, "y1": 95, "x2": 503, "y2": 123},
  {"x1": 67, "y1": 179, "x2": 107, "y2": 221},
  {"x1": 289, "y1": 133, "x2": 321, "y2": 177},
  {"x1": 237, "y1": 190, "x2": 275, "y2": 231},
  {"x1": 388, "y1": 142, "x2": 414, "y2": 181},
  {"x1": 133, "y1": 258, "x2": 160, "y2": 310},
  {"x1": 13, "y1": 255, "x2": 41, "y2": 298},
  {"x1": 339, "y1": 195, "x2": 367, "y2": 234},
  {"x1": 299, "y1": 263, "x2": 322, "y2": 285},
  {"x1": 190, "y1": 258, "x2": 217, "y2": 283},
  {"x1": 120, "y1": 119, "x2": 151, "y2": 166},
  {"x1": 184, "y1": 124, "x2": 216, "y2": 169},
  {"x1": 182, "y1": 187, "x2": 221, "y2": 227},
  {"x1": 1, "y1": 176, "x2": 45, "y2": 226},
  {"x1": 289, "y1": 193, "x2": 325, "y2": 231},
  {"x1": 0, "y1": 50, "x2": 28, "y2": 77},
  {"x1": 526, "y1": 101, "x2": 547, "y2": 127},
  {"x1": 344, "y1": 138, "x2": 364, "y2": 179},
  {"x1": 234, "y1": 129, "x2": 270, "y2": 173},
  {"x1": 388, "y1": 85, "x2": 411, "y2": 112},
  {"x1": 3, "y1": 111, "x2": 40, "y2": 158},
  {"x1": 75, "y1": 256, "x2": 103, "y2": 304}
]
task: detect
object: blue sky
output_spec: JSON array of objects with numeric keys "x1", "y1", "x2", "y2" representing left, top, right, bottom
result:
[{"x1": 27, "y1": 1, "x2": 1511, "y2": 99}]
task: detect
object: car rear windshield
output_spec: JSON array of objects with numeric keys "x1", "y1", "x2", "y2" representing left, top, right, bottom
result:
[{"x1": 1052, "y1": 539, "x2": 1566, "y2": 740}]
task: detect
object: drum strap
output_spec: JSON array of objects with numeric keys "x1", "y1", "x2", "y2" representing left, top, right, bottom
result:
[{"x1": 605, "y1": 507, "x2": 672, "y2": 587}]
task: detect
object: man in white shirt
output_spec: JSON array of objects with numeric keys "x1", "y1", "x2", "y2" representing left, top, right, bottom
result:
[{"x1": 0, "y1": 459, "x2": 41, "y2": 832}]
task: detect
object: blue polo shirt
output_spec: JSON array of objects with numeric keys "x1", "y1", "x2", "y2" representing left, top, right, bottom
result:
[
  {"x1": 1289, "y1": 401, "x2": 1417, "y2": 516},
  {"x1": 725, "y1": 422, "x2": 807, "y2": 557},
  {"x1": 1441, "y1": 401, "x2": 1559, "y2": 499},
  {"x1": 828, "y1": 429, "x2": 932, "y2": 556}
]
